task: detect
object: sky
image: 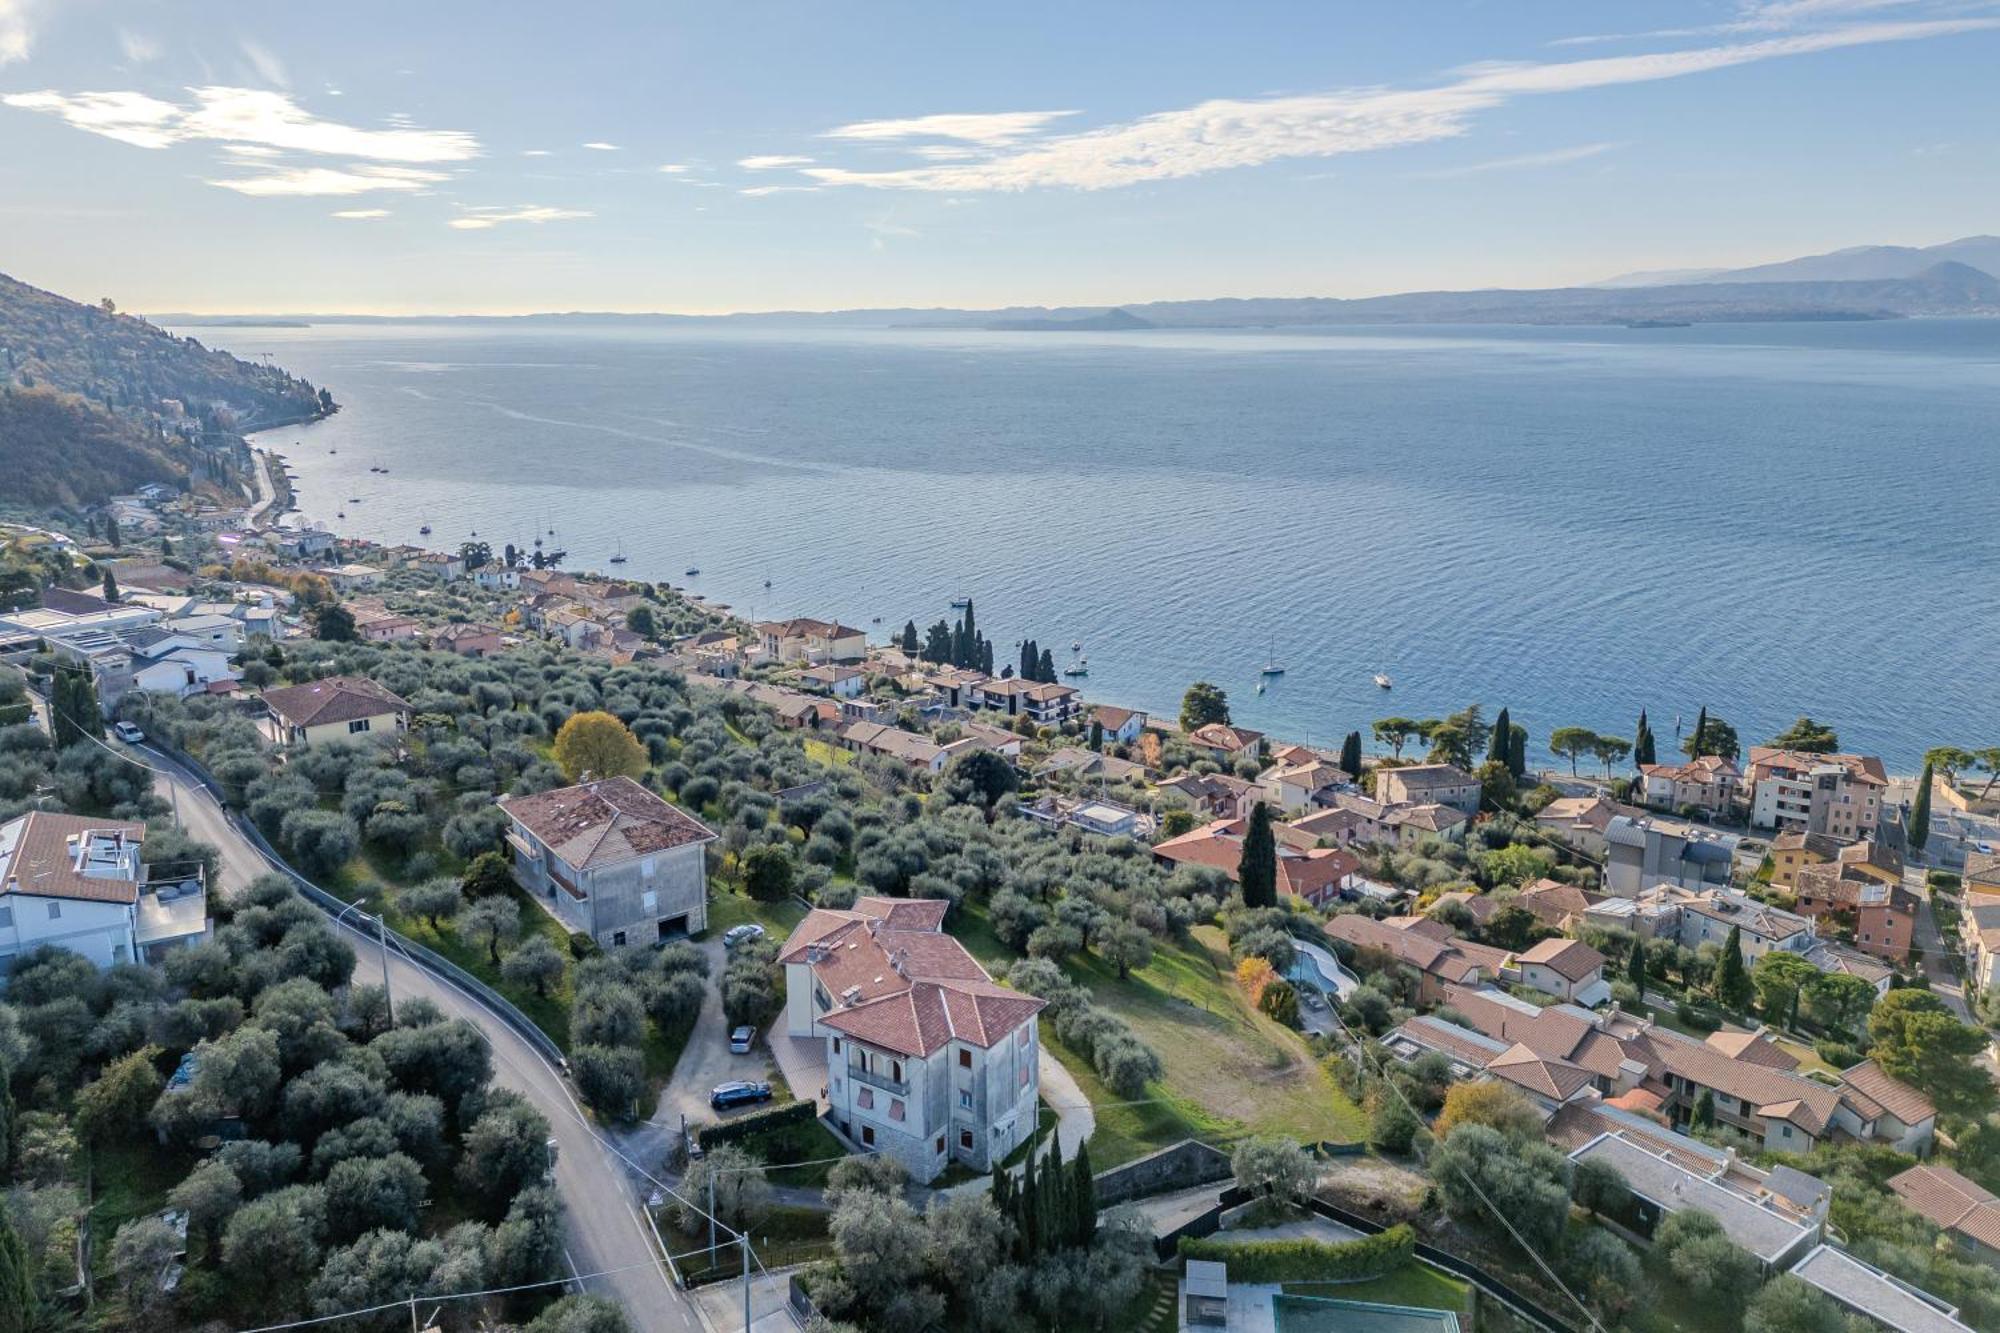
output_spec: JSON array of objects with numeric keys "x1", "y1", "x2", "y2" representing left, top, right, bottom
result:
[{"x1": 1, "y1": 0, "x2": 1996, "y2": 315}]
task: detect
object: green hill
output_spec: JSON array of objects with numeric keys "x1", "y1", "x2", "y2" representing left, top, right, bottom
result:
[
  {"x1": 0, "y1": 270, "x2": 332, "y2": 507},
  {"x1": 0, "y1": 386, "x2": 192, "y2": 508}
]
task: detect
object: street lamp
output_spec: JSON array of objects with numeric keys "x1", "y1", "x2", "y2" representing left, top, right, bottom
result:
[{"x1": 331, "y1": 895, "x2": 396, "y2": 1025}]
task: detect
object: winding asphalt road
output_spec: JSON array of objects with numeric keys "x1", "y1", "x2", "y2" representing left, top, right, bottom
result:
[{"x1": 138, "y1": 743, "x2": 700, "y2": 1333}]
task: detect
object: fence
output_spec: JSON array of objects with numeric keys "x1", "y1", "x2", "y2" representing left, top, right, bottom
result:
[{"x1": 157, "y1": 741, "x2": 570, "y2": 1071}]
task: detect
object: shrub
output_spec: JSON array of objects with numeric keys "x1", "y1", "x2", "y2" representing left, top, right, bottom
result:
[{"x1": 1178, "y1": 1224, "x2": 1415, "y2": 1282}]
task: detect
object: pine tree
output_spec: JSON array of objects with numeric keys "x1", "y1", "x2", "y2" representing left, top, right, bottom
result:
[
  {"x1": 1716, "y1": 925, "x2": 1752, "y2": 1010},
  {"x1": 1910, "y1": 760, "x2": 1934, "y2": 852},
  {"x1": 1488, "y1": 707, "x2": 1511, "y2": 767},
  {"x1": 1338, "y1": 730, "x2": 1362, "y2": 780},
  {"x1": 1071, "y1": 1140, "x2": 1097, "y2": 1247},
  {"x1": 1239, "y1": 801, "x2": 1279, "y2": 908},
  {"x1": 1628, "y1": 936, "x2": 1647, "y2": 993},
  {"x1": 1690, "y1": 706, "x2": 1709, "y2": 758}
]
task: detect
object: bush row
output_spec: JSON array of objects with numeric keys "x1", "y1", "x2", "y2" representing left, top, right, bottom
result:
[
  {"x1": 1178, "y1": 1222, "x2": 1416, "y2": 1283},
  {"x1": 696, "y1": 1097, "x2": 817, "y2": 1148},
  {"x1": 1005, "y1": 958, "x2": 1162, "y2": 1098}
]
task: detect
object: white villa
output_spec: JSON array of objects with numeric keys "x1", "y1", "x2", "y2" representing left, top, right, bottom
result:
[
  {"x1": 0, "y1": 812, "x2": 209, "y2": 974},
  {"x1": 777, "y1": 897, "x2": 1045, "y2": 1183}
]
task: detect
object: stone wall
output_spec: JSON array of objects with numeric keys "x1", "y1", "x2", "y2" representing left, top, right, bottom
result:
[{"x1": 1094, "y1": 1139, "x2": 1233, "y2": 1207}]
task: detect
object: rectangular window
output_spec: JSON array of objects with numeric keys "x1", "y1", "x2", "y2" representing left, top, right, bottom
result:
[
  {"x1": 959, "y1": 1130, "x2": 973, "y2": 1150},
  {"x1": 890, "y1": 1099, "x2": 905, "y2": 1122},
  {"x1": 862, "y1": 1125, "x2": 875, "y2": 1147},
  {"x1": 641, "y1": 890, "x2": 657, "y2": 912},
  {"x1": 935, "y1": 1135, "x2": 945, "y2": 1154},
  {"x1": 348, "y1": 718, "x2": 370, "y2": 734},
  {"x1": 891, "y1": 1060, "x2": 903, "y2": 1082},
  {"x1": 959, "y1": 1090, "x2": 973, "y2": 1110},
  {"x1": 47, "y1": 901, "x2": 61, "y2": 920},
  {"x1": 958, "y1": 1049, "x2": 972, "y2": 1068},
  {"x1": 0, "y1": 905, "x2": 11, "y2": 927},
  {"x1": 858, "y1": 1088, "x2": 874, "y2": 1110},
  {"x1": 832, "y1": 1037, "x2": 841, "y2": 1054}
]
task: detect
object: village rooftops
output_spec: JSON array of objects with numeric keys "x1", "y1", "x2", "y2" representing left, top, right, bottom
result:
[
  {"x1": 1184, "y1": 722, "x2": 1264, "y2": 752},
  {"x1": 1888, "y1": 1164, "x2": 2000, "y2": 1252},
  {"x1": 1745, "y1": 747, "x2": 1889, "y2": 785},
  {"x1": 1517, "y1": 936, "x2": 1605, "y2": 983},
  {"x1": 1638, "y1": 754, "x2": 1743, "y2": 783},
  {"x1": 0, "y1": 812, "x2": 147, "y2": 904},
  {"x1": 260, "y1": 675, "x2": 412, "y2": 729},
  {"x1": 758, "y1": 617, "x2": 865, "y2": 639},
  {"x1": 1569, "y1": 1129, "x2": 1822, "y2": 1264},
  {"x1": 1378, "y1": 762, "x2": 1476, "y2": 790},
  {"x1": 777, "y1": 896, "x2": 1042, "y2": 1058},
  {"x1": 498, "y1": 776, "x2": 716, "y2": 870},
  {"x1": 1789, "y1": 1245, "x2": 1972, "y2": 1333},
  {"x1": 1840, "y1": 1059, "x2": 1937, "y2": 1126}
]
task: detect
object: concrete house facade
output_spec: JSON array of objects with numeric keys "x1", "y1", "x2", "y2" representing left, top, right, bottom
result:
[
  {"x1": 499, "y1": 777, "x2": 716, "y2": 947},
  {"x1": 1604, "y1": 814, "x2": 1738, "y2": 896},
  {"x1": 1375, "y1": 763, "x2": 1481, "y2": 816},
  {"x1": 0, "y1": 813, "x2": 209, "y2": 974},
  {"x1": 777, "y1": 898, "x2": 1044, "y2": 1183},
  {"x1": 755, "y1": 618, "x2": 867, "y2": 665}
]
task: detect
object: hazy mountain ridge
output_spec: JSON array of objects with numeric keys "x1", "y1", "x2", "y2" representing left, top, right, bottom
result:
[{"x1": 153, "y1": 235, "x2": 2000, "y2": 331}]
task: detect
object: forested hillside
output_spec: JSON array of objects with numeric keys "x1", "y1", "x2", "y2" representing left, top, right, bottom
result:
[
  {"x1": 0, "y1": 387, "x2": 189, "y2": 508},
  {"x1": 0, "y1": 271, "x2": 332, "y2": 507}
]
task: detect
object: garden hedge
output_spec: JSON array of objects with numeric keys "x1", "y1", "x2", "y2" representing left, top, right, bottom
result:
[
  {"x1": 696, "y1": 1097, "x2": 818, "y2": 1148},
  {"x1": 1178, "y1": 1222, "x2": 1416, "y2": 1283}
]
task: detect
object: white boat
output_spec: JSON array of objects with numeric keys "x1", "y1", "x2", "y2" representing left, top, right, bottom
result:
[
  {"x1": 1260, "y1": 635, "x2": 1285, "y2": 676},
  {"x1": 1374, "y1": 673, "x2": 1393, "y2": 690}
]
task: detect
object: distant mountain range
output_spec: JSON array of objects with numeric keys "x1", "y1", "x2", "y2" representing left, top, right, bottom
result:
[
  {"x1": 154, "y1": 234, "x2": 2000, "y2": 332},
  {"x1": 1597, "y1": 234, "x2": 2000, "y2": 288}
]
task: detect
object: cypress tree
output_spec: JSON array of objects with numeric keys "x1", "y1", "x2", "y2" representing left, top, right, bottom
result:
[
  {"x1": 1628, "y1": 936, "x2": 1647, "y2": 993},
  {"x1": 1043, "y1": 1135, "x2": 1066, "y2": 1254},
  {"x1": 1020, "y1": 639, "x2": 1036, "y2": 680},
  {"x1": 1239, "y1": 801, "x2": 1279, "y2": 909},
  {"x1": 1488, "y1": 707, "x2": 1511, "y2": 766},
  {"x1": 1634, "y1": 709, "x2": 1655, "y2": 767},
  {"x1": 1338, "y1": 730, "x2": 1362, "y2": 780},
  {"x1": 1018, "y1": 1152, "x2": 1039, "y2": 1258},
  {"x1": 1038, "y1": 648, "x2": 1056, "y2": 684},
  {"x1": 962, "y1": 599, "x2": 976, "y2": 651},
  {"x1": 901, "y1": 620, "x2": 919, "y2": 653},
  {"x1": 980, "y1": 637, "x2": 994, "y2": 674},
  {"x1": 1090, "y1": 719, "x2": 1104, "y2": 752},
  {"x1": 1690, "y1": 706, "x2": 1709, "y2": 758},
  {"x1": 101, "y1": 568, "x2": 119, "y2": 602},
  {"x1": 1508, "y1": 725, "x2": 1527, "y2": 780},
  {"x1": 1716, "y1": 925, "x2": 1752, "y2": 1010},
  {"x1": 1692, "y1": 1089, "x2": 1716, "y2": 1130},
  {"x1": 1910, "y1": 760, "x2": 1934, "y2": 852},
  {"x1": 1072, "y1": 1140, "x2": 1097, "y2": 1247},
  {"x1": 0, "y1": 1201, "x2": 32, "y2": 1333}
]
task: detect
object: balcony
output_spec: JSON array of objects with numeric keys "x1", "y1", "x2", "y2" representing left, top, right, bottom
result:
[{"x1": 847, "y1": 1063, "x2": 909, "y2": 1097}]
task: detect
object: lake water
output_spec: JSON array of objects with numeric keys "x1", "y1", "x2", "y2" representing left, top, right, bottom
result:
[{"x1": 224, "y1": 318, "x2": 2000, "y2": 772}]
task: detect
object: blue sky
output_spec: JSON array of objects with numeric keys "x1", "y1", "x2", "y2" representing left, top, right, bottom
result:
[{"x1": 2, "y1": 0, "x2": 1996, "y2": 314}]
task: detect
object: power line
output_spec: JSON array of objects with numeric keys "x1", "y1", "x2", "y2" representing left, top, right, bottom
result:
[
  {"x1": 1321, "y1": 1000, "x2": 1609, "y2": 1333},
  {"x1": 231, "y1": 1255, "x2": 667, "y2": 1333}
]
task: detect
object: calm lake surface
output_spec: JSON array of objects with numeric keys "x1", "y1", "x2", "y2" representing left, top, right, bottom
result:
[{"x1": 224, "y1": 318, "x2": 2000, "y2": 771}]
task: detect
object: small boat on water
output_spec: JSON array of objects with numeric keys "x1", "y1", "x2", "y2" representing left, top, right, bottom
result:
[
  {"x1": 685, "y1": 567, "x2": 700, "y2": 577},
  {"x1": 871, "y1": 616, "x2": 882, "y2": 624},
  {"x1": 1071, "y1": 641, "x2": 1081, "y2": 653},
  {"x1": 418, "y1": 521, "x2": 431, "y2": 535},
  {"x1": 950, "y1": 596, "x2": 971, "y2": 610},
  {"x1": 1374, "y1": 673, "x2": 1393, "y2": 690},
  {"x1": 1063, "y1": 662, "x2": 1089, "y2": 678},
  {"x1": 336, "y1": 510, "x2": 346, "y2": 518},
  {"x1": 1259, "y1": 635, "x2": 1285, "y2": 677},
  {"x1": 608, "y1": 541, "x2": 628, "y2": 565}
]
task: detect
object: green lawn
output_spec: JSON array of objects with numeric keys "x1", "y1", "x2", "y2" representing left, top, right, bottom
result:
[
  {"x1": 1284, "y1": 1263, "x2": 1472, "y2": 1314},
  {"x1": 802, "y1": 738, "x2": 854, "y2": 768},
  {"x1": 703, "y1": 890, "x2": 809, "y2": 942},
  {"x1": 727, "y1": 1116, "x2": 851, "y2": 1188}
]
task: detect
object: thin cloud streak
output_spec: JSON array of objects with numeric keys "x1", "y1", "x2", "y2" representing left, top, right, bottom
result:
[
  {"x1": 798, "y1": 18, "x2": 1996, "y2": 192},
  {"x1": 738, "y1": 154, "x2": 814, "y2": 169},
  {"x1": 207, "y1": 165, "x2": 449, "y2": 196},
  {"x1": 2, "y1": 86, "x2": 480, "y2": 161},
  {"x1": 824, "y1": 110, "x2": 1077, "y2": 146},
  {"x1": 449, "y1": 204, "x2": 592, "y2": 229},
  {"x1": 1415, "y1": 141, "x2": 1624, "y2": 178}
]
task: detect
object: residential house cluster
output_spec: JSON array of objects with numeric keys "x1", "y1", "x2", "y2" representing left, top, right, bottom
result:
[
  {"x1": 1153, "y1": 816, "x2": 1363, "y2": 909},
  {"x1": 1, "y1": 811, "x2": 209, "y2": 972}
]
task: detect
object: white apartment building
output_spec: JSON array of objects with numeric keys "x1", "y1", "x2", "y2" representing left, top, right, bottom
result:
[
  {"x1": 778, "y1": 897, "x2": 1045, "y2": 1184},
  {"x1": 0, "y1": 812, "x2": 209, "y2": 974}
]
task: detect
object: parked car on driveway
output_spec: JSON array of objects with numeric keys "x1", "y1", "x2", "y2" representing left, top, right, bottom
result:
[
  {"x1": 723, "y1": 924, "x2": 765, "y2": 950},
  {"x1": 729, "y1": 1025, "x2": 756, "y2": 1054},
  {"x1": 113, "y1": 721, "x2": 146, "y2": 744},
  {"x1": 710, "y1": 1080, "x2": 773, "y2": 1112}
]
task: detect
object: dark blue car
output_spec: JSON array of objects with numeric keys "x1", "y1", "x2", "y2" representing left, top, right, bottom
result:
[{"x1": 710, "y1": 1080, "x2": 773, "y2": 1112}]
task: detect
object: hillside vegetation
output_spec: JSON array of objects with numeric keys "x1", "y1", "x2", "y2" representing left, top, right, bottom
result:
[
  {"x1": 0, "y1": 270, "x2": 331, "y2": 506},
  {"x1": 0, "y1": 387, "x2": 189, "y2": 508}
]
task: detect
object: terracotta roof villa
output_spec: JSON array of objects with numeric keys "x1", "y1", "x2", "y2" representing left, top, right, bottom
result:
[
  {"x1": 498, "y1": 776, "x2": 716, "y2": 947},
  {"x1": 778, "y1": 896, "x2": 1044, "y2": 1183},
  {"x1": 1889, "y1": 1163, "x2": 2000, "y2": 1260},
  {"x1": 260, "y1": 674, "x2": 411, "y2": 746}
]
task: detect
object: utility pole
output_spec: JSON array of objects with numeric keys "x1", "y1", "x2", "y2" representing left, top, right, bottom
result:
[
  {"x1": 742, "y1": 1227, "x2": 752, "y2": 1333},
  {"x1": 376, "y1": 911, "x2": 395, "y2": 1024}
]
